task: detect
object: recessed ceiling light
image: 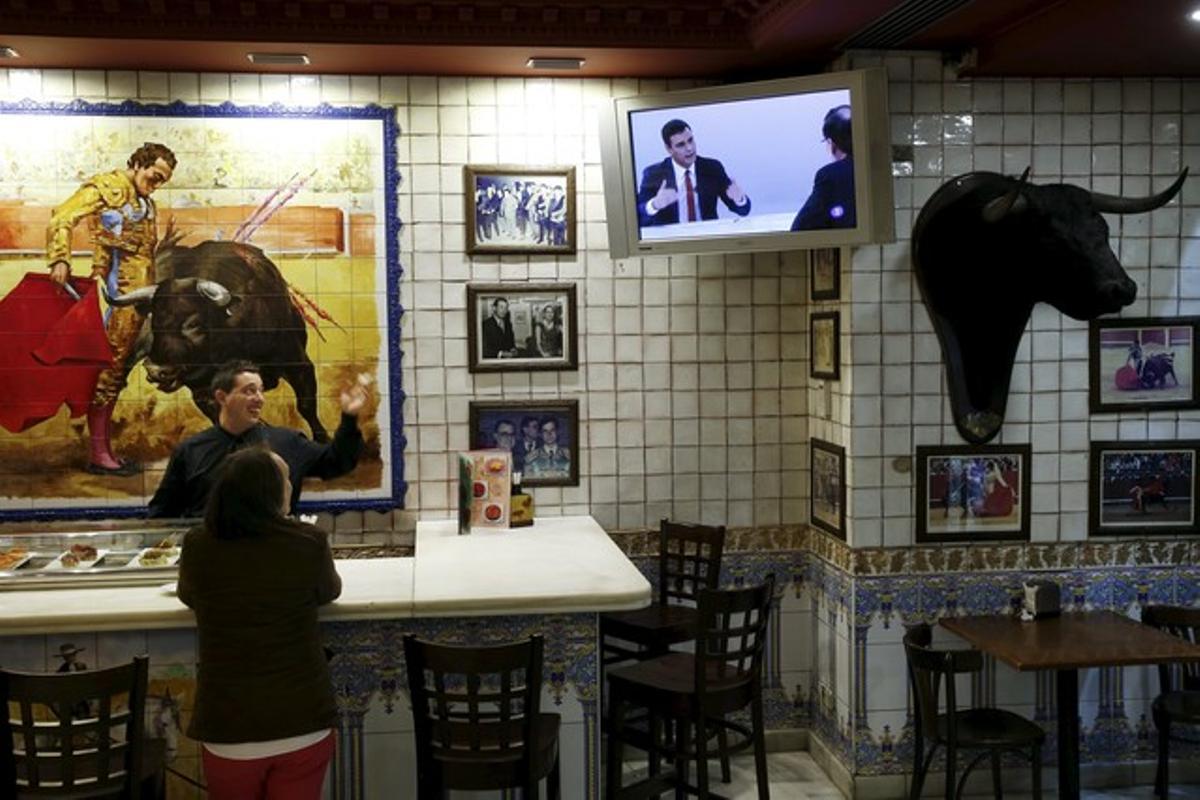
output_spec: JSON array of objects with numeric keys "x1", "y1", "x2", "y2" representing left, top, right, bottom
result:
[
  {"x1": 0, "y1": 46, "x2": 20, "y2": 59},
  {"x1": 526, "y1": 57, "x2": 585, "y2": 70},
  {"x1": 246, "y1": 52, "x2": 311, "y2": 66},
  {"x1": 1190, "y1": 8, "x2": 1200, "y2": 22}
]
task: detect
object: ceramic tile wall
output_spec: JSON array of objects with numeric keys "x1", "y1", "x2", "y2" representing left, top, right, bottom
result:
[{"x1": 0, "y1": 67, "x2": 811, "y2": 535}]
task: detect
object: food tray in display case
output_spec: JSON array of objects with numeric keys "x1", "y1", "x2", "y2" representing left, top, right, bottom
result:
[
  {"x1": 43, "y1": 546, "x2": 109, "y2": 571},
  {"x1": 130, "y1": 547, "x2": 181, "y2": 569},
  {"x1": 0, "y1": 521, "x2": 191, "y2": 590},
  {"x1": 0, "y1": 548, "x2": 33, "y2": 573}
]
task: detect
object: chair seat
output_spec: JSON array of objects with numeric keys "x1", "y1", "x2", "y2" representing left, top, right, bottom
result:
[
  {"x1": 936, "y1": 708, "x2": 1045, "y2": 749},
  {"x1": 609, "y1": 651, "x2": 754, "y2": 718},
  {"x1": 601, "y1": 604, "x2": 699, "y2": 648},
  {"x1": 1153, "y1": 690, "x2": 1200, "y2": 723},
  {"x1": 436, "y1": 713, "x2": 560, "y2": 791}
]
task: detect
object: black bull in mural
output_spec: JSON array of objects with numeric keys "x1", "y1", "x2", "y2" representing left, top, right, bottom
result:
[
  {"x1": 912, "y1": 167, "x2": 1189, "y2": 444},
  {"x1": 105, "y1": 240, "x2": 328, "y2": 442}
]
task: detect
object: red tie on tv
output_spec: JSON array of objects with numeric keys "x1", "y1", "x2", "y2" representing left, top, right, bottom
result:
[{"x1": 684, "y1": 170, "x2": 696, "y2": 222}]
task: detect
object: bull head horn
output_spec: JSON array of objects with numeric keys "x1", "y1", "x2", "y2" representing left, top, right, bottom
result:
[
  {"x1": 102, "y1": 283, "x2": 157, "y2": 307},
  {"x1": 196, "y1": 279, "x2": 232, "y2": 308},
  {"x1": 1090, "y1": 168, "x2": 1189, "y2": 214},
  {"x1": 981, "y1": 166, "x2": 1031, "y2": 223}
]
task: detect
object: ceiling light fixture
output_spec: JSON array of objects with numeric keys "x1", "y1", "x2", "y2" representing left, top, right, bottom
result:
[
  {"x1": 0, "y1": 46, "x2": 20, "y2": 59},
  {"x1": 246, "y1": 52, "x2": 311, "y2": 66},
  {"x1": 526, "y1": 57, "x2": 585, "y2": 70}
]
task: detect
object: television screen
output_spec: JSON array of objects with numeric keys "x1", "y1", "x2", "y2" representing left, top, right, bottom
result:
[{"x1": 599, "y1": 69, "x2": 895, "y2": 259}]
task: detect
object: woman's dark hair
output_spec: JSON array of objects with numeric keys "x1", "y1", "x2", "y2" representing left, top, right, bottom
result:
[{"x1": 203, "y1": 447, "x2": 286, "y2": 539}]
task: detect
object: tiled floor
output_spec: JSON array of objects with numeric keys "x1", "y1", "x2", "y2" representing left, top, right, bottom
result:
[{"x1": 624, "y1": 751, "x2": 1200, "y2": 799}]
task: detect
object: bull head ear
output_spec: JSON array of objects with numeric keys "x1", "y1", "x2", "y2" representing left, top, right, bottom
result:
[
  {"x1": 1090, "y1": 168, "x2": 1188, "y2": 214},
  {"x1": 195, "y1": 279, "x2": 233, "y2": 316},
  {"x1": 981, "y1": 167, "x2": 1031, "y2": 223}
]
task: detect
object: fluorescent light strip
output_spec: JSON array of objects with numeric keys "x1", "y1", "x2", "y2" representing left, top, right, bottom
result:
[{"x1": 246, "y1": 52, "x2": 311, "y2": 65}]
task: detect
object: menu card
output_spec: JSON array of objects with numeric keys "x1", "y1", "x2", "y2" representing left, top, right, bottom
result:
[{"x1": 457, "y1": 449, "x2": 512, "y2": 534}]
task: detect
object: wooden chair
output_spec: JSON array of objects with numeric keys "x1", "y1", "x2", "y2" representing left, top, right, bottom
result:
[
  {"x1": 403, "y1": 633, "x2": 560, "y2": 799},
  {"x1": 0, "y1": 654, "x2": 166, "y2": 799},
  {"x1": 1140, "y1": 604, "x2": 1200, "y2": 798},
  {"x1": 606, "y1": 575, "x2": 775, "y2": 800},
  {"x1": 904, "y1": 624, "x2": 1044, "y2": 800}
]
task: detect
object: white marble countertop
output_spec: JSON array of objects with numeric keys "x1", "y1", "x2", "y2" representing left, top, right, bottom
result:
[{"x1": 0, "y1": 516, "x2": 649, "y2": 635}]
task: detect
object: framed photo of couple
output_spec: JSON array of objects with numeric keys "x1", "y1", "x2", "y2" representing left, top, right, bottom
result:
[{"x1": 467, "y1": 283, "x2": 578, "y2": 373}]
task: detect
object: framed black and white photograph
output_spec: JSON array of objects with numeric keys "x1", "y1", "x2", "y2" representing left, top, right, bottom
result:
[
  {"x1": 467, "y1": 283, "x2": 578, "y2": 373},
  {"x1": 915, "y1": 444, "x2": 1032, "y2": 543},
  {"x1": 810, "y1": 311, "x2": 840, "y2": 380},
  {"x1": 1089, "y1": 440, "x2": 1200, "y2": 536},
  {"x1": 1088, "y1": 316, "x2": 1199, "y2": 413},
  {"x1": 810, "y1": 438, "x2": 846, "y2": 539},
  {"x1": 464, "y1": 165, "x2": 576, "y2": 255},
  {"x1": 469, "y1": 400, "x2": 580, "y2": 487},
  {"x1": 810, "y1": 247, "x2": 841, "y2": 301}
]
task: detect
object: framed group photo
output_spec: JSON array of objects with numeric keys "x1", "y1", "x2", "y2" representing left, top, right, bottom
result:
[
  {"x1": 810, "y1": 311, "x2": 840, "y2": 380},
  {"x1": 915, "y1": 444, "x2": 1032, "y2": 543},
  {"x1": 468, "y1": 399, "x2": 580, "y2": 487},
  {"x1": 464, "y1": 165, "x2": 576, "y2": 255},
  {"x1": 810, "y1": 438, "x2": 846, "y2": 539},
  {"x1": 1088, "y1": 316, "x2": 1199, "y2": 413},
  {"x1": 810, "y1": 247, "x2": 841, "y2": 301},
  {"x1": 1088, "y1": 440, "x2": 1200, "y2": 536},
  {"x1": 467, "y1": 283, "x2": 578, "y2": 373}
]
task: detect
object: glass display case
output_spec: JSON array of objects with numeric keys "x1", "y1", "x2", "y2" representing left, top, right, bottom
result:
[{"x1": 0, "y1": 519, "x2": 192, "y2": 590}]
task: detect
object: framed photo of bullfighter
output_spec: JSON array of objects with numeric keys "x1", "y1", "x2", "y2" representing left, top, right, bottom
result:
[
  {"x1": 915, "y1": 444, "x2": 1032, "y2": 543},
  {"x1": 810, "y1": 438, "x2": 845, "y2": 540},
  {"x1": 1089, "y1": 440, "x2": 1200, "y2": 537},
  {"x1": 464, "y1": 165, "x2": 576, "y2": 256},
  {"x1": 0, "y1": 100, "x2": 405, "y2": 519},
  {"x1": 1088, "y1": 316, "x2": 1200, "y2": 413}
]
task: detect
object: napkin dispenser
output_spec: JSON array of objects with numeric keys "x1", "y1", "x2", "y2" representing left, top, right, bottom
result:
[{"x1": 1021, "y1": 580, "x2": 1061, "y2": 621}]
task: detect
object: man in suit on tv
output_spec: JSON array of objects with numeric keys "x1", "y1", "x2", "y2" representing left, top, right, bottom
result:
[
  {"x1": 637, "y1": 119, "x2": 751, "y2": 227},
  {"x1": 791, "y1": 105, "x2": 856, "y2": 231}
]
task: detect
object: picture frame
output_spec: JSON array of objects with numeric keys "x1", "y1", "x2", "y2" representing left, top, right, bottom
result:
[
  {"x1": 810, "y1": 311, "x2": 841, "y2": 380},
  {"x1": 464, "y1": 165, "x2": 576, "y2": 255},
  {"x1": 468, "y1": 399, "x2": 580, "y2": 487},
  {"x1": 1088, "y1": 316, "x2": 1200, "y2": 413},
  {"x1": 1088, "y1": 440, "x2": 1200, "y2": 536},
  {"x1": 467, "y1": 283, "x2": 579, "y2": 373},
  {"x1": 810, "y1": 247, "x2": 841, "y2": 301},
  {"x1": 915, "y1": 444, "x2": 1032, "y2": 543},
  {"x1": 810, "y1": 438, "x2": 846, "y2": 540}
]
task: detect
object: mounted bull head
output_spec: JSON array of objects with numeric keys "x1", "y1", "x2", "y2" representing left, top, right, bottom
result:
[{"x1": 912, "y1": 168, "x2": 1188, "y2": 444}]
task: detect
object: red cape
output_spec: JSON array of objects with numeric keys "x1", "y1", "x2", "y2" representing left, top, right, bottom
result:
[{"x1": 0, "y1": 273, "x2": 113, "y2": 433}]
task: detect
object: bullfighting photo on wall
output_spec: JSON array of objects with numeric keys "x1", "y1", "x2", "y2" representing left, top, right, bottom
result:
[
  {"x1": 915, "y1": 444, "x2": 1032, "y2": 543},
  {"x1": 1089, "y1": 440, "x2": 1199, "y2": 536},
  {"x1": 1088, "y1": 316, "x2": 1199, "y2": 413},
  {"x1": 0, "y1": 100, "x2": 404, "y2": 519}
]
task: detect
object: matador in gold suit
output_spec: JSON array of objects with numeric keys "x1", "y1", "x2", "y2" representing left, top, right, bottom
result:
[{"x1": 46, "y1": 142, "x2": 176, "y2": 475}]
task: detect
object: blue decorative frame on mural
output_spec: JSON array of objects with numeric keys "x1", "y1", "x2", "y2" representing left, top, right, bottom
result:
[{"x1": 0, "y1": 99, "x2": 406, "y2": 520}]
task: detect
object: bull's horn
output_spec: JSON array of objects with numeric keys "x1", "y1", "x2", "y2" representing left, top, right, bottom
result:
[
  {"x1": 981, "y1": 166, "x2": 1031, "y2": 223},
  {"x1": 1091, "y1": 168, "x2": 1189, "y2": 214},
  {"x1": 196, "y1": 279, "x2": 232, "y2": 307},
  {"x1": 103, "y1": 283, "x2": 158, "y2": 307}
]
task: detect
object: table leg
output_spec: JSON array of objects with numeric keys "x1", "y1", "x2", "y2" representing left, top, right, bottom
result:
[{"x1": 1056, "y1": 668, "x2": 1080, "y2": 800}]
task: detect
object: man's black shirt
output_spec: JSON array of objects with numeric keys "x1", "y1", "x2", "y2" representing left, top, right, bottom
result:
[{"x1": 147, "y1": 414, "x2": 363, "y2": 518}]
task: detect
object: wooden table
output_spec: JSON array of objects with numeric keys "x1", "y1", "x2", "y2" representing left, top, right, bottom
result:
[{"x1": 940, "y1": 610, "x2": 1200, "y2": 800}]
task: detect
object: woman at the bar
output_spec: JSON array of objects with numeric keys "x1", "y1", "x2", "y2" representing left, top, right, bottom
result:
[{"x1": 178, "y1": 447, "x2": 342, "y2": 800}]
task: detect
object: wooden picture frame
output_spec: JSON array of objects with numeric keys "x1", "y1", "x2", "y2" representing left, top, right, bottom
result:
[
  {"x1": 464, "y1": 165, "x2": 576, "y2": 255},
  {"x1": 915, "y1": 444, "x2": 1032, "y2": 543},
  {"x1": 1088, "y1": 439, "x2": 1200, "y2": 536},
  {"x1": 810, "y1": 247, "x2": 841, "y2": 301},
  {"x1": 1088, "y1": 316, "x2": 1200, "y2": 413},
  {"x1": 810, "y1": 311, "x2": 840, "y2": 380},
  {"x1": 810, "y1": 438, "x2": 846, "y2": 540},
  {"x1": 467, "y1": 283, "x2": 578, "y2": 373},
  {"x1": 468, "y1": 399, "x2": 580, "y2": 487}
]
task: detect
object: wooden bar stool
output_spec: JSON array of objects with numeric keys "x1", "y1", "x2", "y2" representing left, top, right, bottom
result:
[
  {"x1": 403, "y1": 633, "x2": 560, "y2": 799},
  {"x1": 0, "y1": 654, "x2": 167, "y2": 799},
  {"x1": 1140, "y1": 605, "x2": 1200, "y2": 798},
  {"x1": 606, "y1": 575, "x2": 776, "y2": 800}
]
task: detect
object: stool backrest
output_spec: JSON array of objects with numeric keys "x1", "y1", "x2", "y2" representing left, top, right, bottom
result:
[
  {"x1": 694, "y1": 574, "x2": 775, "y2": 712},
  {"x1": 903, "y1": 623, "x2": 982, "y2": 744},
  {"x1": 0, "y1": 655, "x2": 148, "y2": 798},
  {"x1": 1142, "y1": 605, "x2": 1200, "y2": 692},
  {"x1": 403, "y1": 634, "x2": 544, "y2": 788},
  {"x1": 658, "y1": 518, "x2": 725, "y2": 608}
]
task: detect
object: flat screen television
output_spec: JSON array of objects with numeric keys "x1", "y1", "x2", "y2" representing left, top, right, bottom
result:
[{"x1": 599, "y1": 68, "x2": 895, "y2": 259}]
